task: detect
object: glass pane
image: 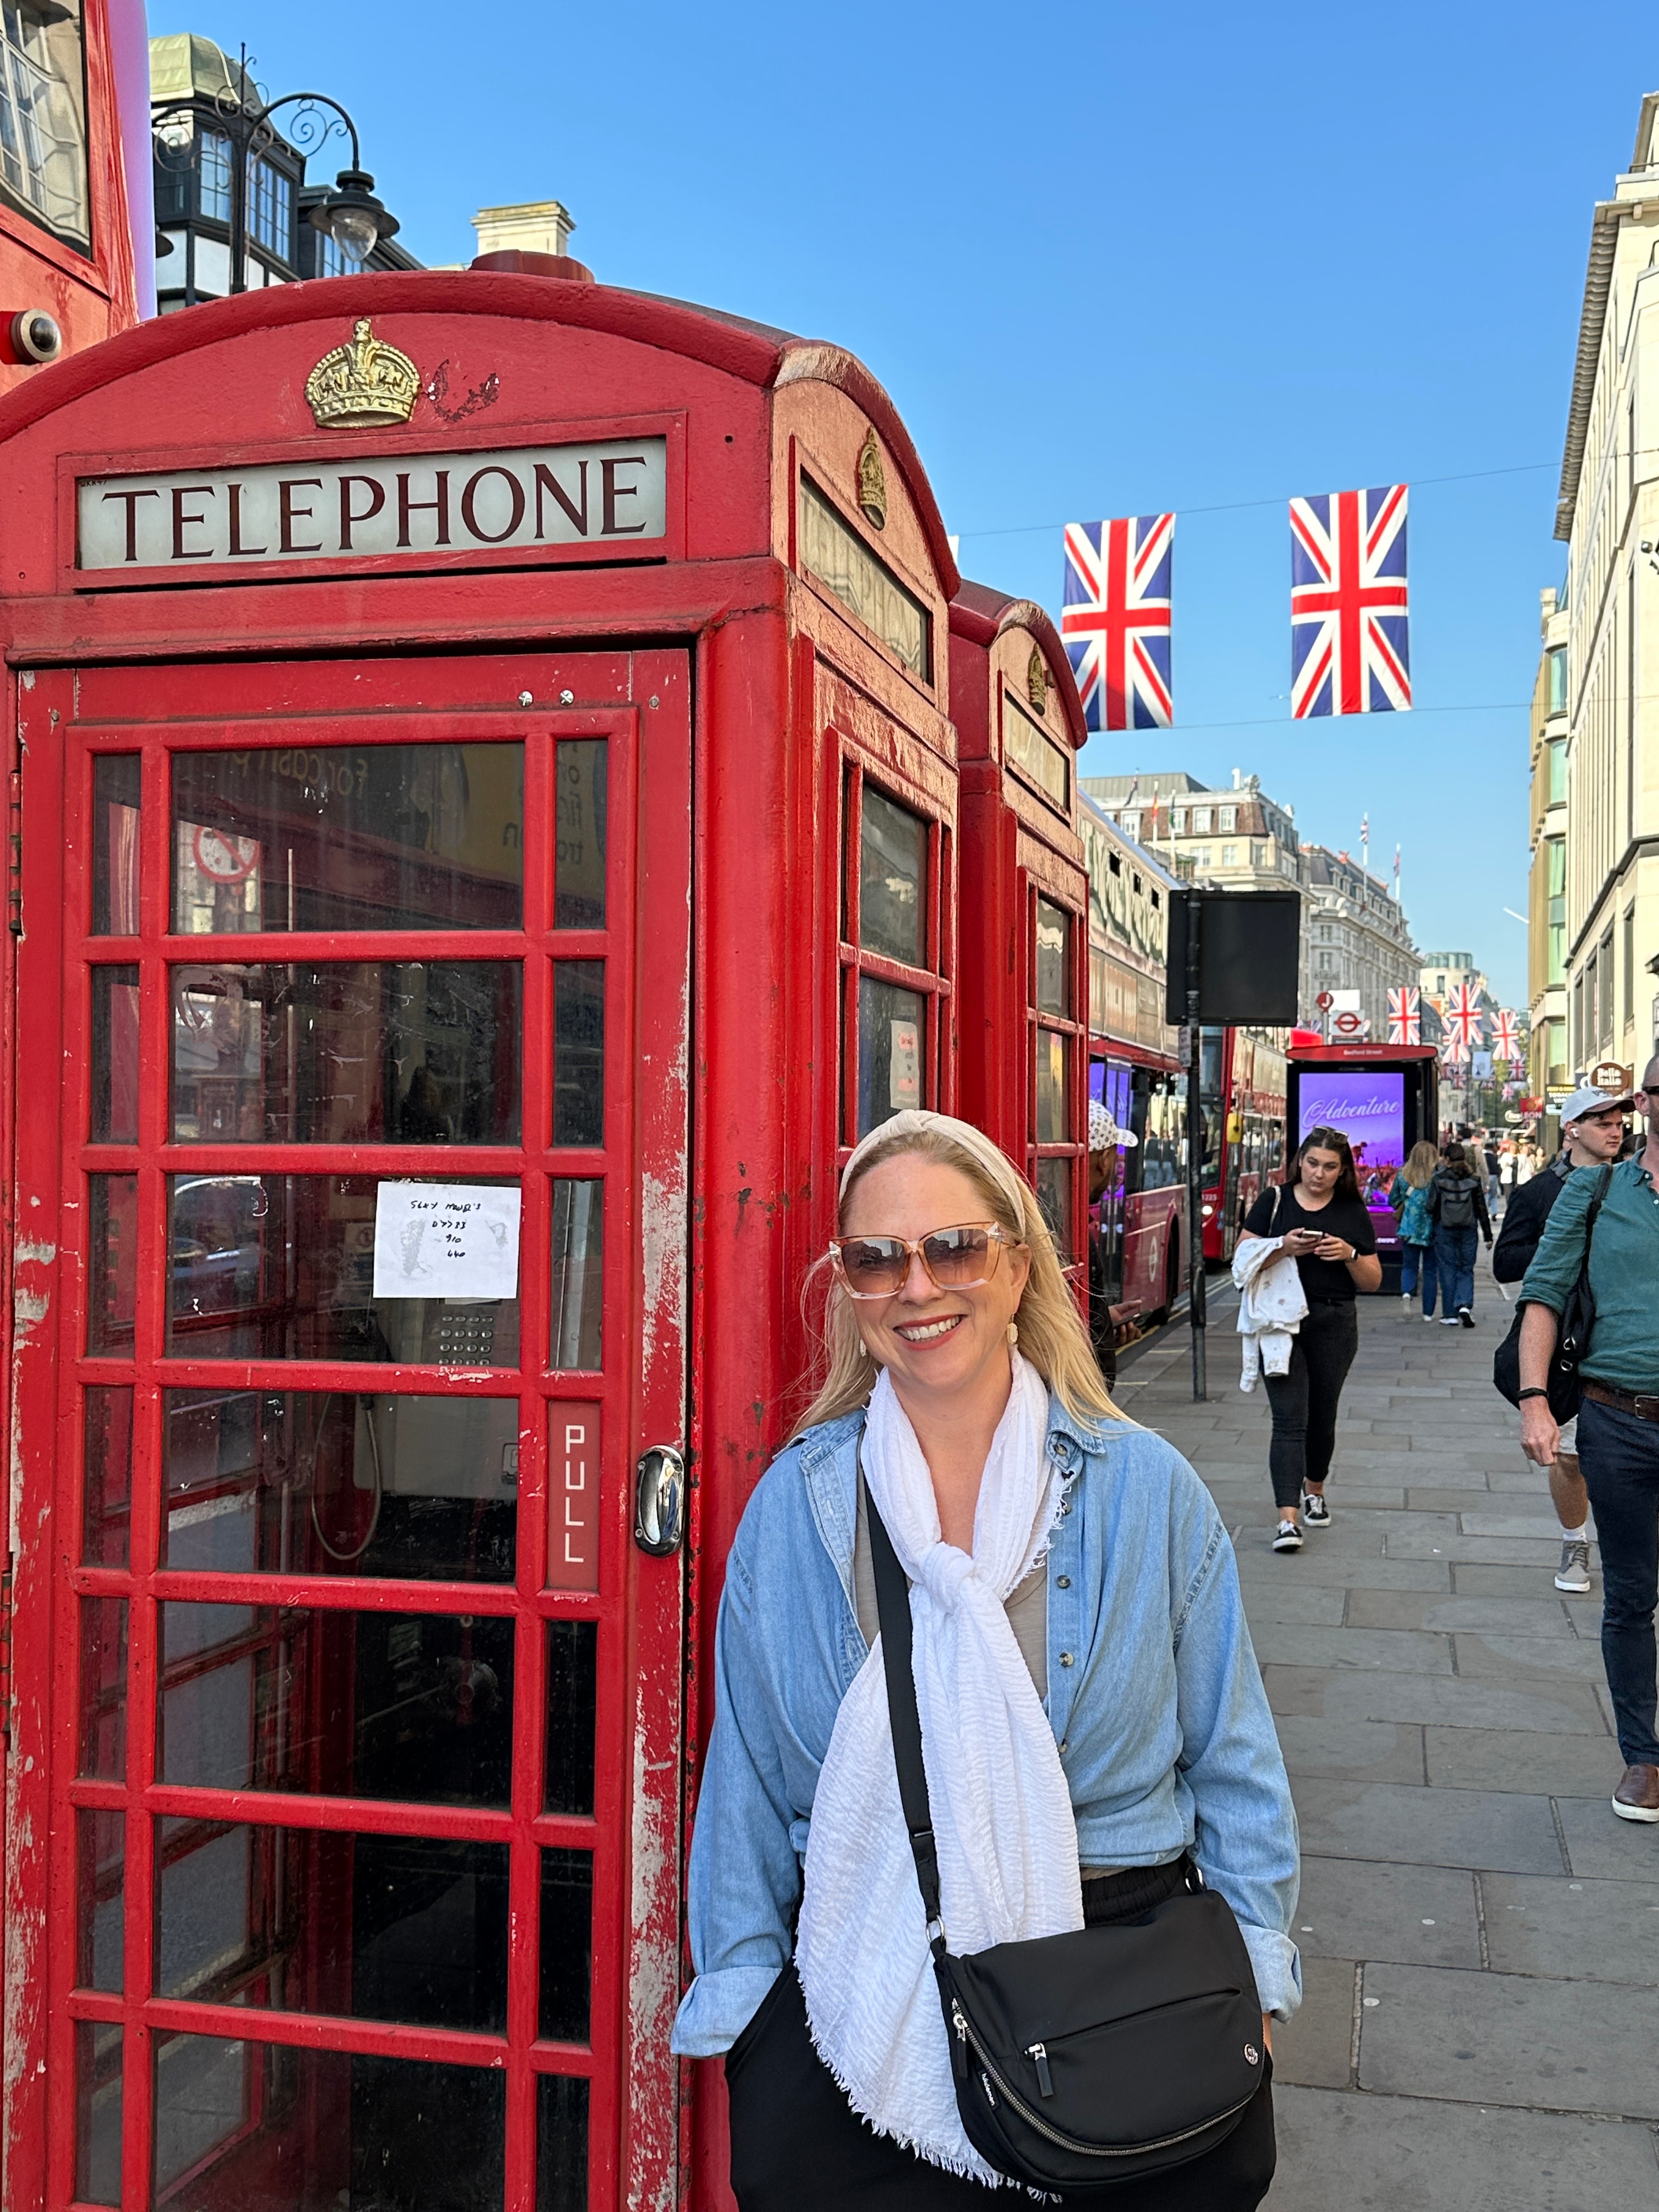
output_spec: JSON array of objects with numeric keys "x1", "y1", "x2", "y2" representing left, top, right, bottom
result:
[
  {"x1": 1036, "y1": 1029, "x2": 1069, "y2": 1143},
  {"x1": 79, "y1": 1597, "x2": 126, "y2": 1780},
  {"x1": 166, "y1": 1174, "x2": 521, "y2": 1365},
  {"x1": 856, "y1": 976, "x2": 923, "y2": 1139},
  {"x1": 75, "y1": 2021, "x2": 121, "y2": 2208},
  {"x1": 82, "y1": 1385, "x2": 132, "y2": 1567},
  {"x1": 800, "y1": 479, "x2": 932, "y2": 679},
  {"x1": 87, "y1": 1172, "x2": 138, "y2": 1355},
  {"x1": 156, "y1": 1822, "x2": 509, "y2": 2030},
  {"x1": 555, "y1": 741, "x2": 607, "y2": 927},
  {"x1": 545, "y1": 1622, "x2": 597, "y2": 1815},
  {"x1": 159, "y1": 1603, "x2": 515, "y2": 1807},
  {"x1": 92, "y1": 754, "x2": 140, "y2": 935},
  {"x1": 550, "y1": 1181, "x2": 602, "y2": 1370},
  {"x1": 537, "y1": 2073, "x2": 589, "y2": 2212},
  {"x1": 153, "y1": 2036, "x2": 505, "y2": 2208},
  {"x1": 552, "y1": 964, "x2": 604, "y2": 1147},
  {"x1": 1035, "y1": 898, "x2": 1069, "y2": 1017},
  {"x1": 1036, "y1": 1156, "x2": 1073, "y2": 1262},
  {"x1": 538, "y1": 1849, "x2": 594, "y2": 2042},
  {"x1": 171, "y1": 962, "x2": 523, "y2": 1143},
  {"x1": 76, "y1": 1808, "x2": 123, "y2": 1992},
  {"x1": 162, "y1": 1389, "x2": 518, "y2": 1583},
  {"x1": 171, "y1": 743, "x2": 524, "y2": 934},
  {"x1": 91, "y1": 964, "x2": 140, "y2": 1141},
  {"x1": 859, "y1": 786, "x2": 926, "y2": 966}
]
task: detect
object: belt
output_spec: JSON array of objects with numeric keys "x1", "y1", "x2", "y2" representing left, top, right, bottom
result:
[{"x1": 1582, "y1": 1379, "x2": 1659, "y2": 1425}]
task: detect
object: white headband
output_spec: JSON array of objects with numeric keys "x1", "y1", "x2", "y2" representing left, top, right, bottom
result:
[{"x1": 838, "y1": 1109, "x2": 1031, "y2": 1227}]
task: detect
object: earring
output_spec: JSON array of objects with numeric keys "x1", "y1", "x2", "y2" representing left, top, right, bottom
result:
[{"x1": 1007, "y1": 1321, "x2": 1019, "y2": 1347}]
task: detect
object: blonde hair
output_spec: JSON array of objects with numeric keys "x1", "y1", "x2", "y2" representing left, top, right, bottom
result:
[
  {"x1": 1402, "y1": 1140, "x2": 1438, "y2": 1189},
  {"x1": 792, "y1": 1122, "x2": 1125, "y2": 1438}
]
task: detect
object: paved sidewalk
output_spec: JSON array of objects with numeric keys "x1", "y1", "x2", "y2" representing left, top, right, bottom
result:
[{"x1": 1113, "y1": 1248, "x2": 1659, "y2": 2209}]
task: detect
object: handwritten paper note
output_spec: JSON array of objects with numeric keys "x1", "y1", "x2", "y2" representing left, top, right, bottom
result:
[{"x1": 372, "y1": 1183, "x2": 522, "y2": 1301}]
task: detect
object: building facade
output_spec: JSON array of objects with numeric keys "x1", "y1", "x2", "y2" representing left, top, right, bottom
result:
[
  {"x1": 1549, "y1": 89, "x2": 1659, "y2": 1087},
  {"x1": 1077, "y1": 792, "x2": 1180, "y2": 1054},
  {"x1": 1302, "y1": 845, "x2": 1421, "y2": 1034},
  {"x1": 1528, "y1": 588, "x2": 1572, "y2": 1098},
  {"x1": 1080, "y1": 769, "x2": 1304, "y2": 893}
]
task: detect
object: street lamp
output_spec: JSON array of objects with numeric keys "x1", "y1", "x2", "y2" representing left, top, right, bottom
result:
[{"x1": 154, "y1": 52, "x2": 398, "y2": 297}]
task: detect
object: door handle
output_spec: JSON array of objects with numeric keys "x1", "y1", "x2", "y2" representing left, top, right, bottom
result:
[{"x1": 634, "y1": 1444, "x2": 686, "y2": 1557}]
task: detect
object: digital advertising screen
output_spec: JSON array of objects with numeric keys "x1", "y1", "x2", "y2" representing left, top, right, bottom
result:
[{"x1": 1297, "y1": 1071, "x2": 1406, "y2": 1213}]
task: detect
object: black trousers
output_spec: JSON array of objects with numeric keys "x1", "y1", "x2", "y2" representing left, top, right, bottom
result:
[
  {"x1": 1263, "y1": 1296, "x2": 1360, "y2": 1510},
  {"x1": 726, "y1": 1865, "x2": 1276, "y2": 2211}
]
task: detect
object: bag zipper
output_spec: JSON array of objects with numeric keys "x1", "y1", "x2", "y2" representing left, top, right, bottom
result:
[{"x1": 952, "y1": 2002, "x2": 1257, "y2": 2159}]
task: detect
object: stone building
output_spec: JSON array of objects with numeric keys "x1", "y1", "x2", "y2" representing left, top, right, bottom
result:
[{"x1": 1302, "y1": 846, "x2": 1422, "y2": 1035}]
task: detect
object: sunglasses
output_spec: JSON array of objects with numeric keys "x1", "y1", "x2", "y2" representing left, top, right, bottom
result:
[{"x1": 828, "y1": 1221, "x2": 1016, "y2": 1300}]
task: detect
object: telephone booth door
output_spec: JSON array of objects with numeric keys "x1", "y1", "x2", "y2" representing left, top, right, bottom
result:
[{"x1": 9, "y1": 648, "x2": 691, "y2": 2212}]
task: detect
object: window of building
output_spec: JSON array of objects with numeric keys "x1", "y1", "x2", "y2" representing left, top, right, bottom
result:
[
  {"x1": 1600, "y1": 928, "x2": 1615, "y2": 1051},
  {"x1": 1171, "y1": 809, "x2": 1187, "y2": 833},
  {"x1": 1547, "y1": 837, "x2": 1566, "y2": 985},
  {"x1": 249, "y1": 155, "x2": 292, "y2": 259},
  {"x1": 1624, "y1": 908, "x2": 1635, "y2": 1028},
  {"x1": 1221, "y1": 844, "x2": 1238, "y2": 867},
  {"x1": 840, "y1": 772, "x2": 948, "y2": 1142},
  {"x1": 313, "y1": 224, "x2": 349, "y2": 279},
  {"x1": 1251, "y1": 842, "x2": 1265, "y2": 866},
  {"x1": 1194, "y1": 847, "x2": 1211, "y2": 868},
  {"x1": 1547, "y1": 646, "x2": 1567, "y2": 716},
  {"x1": 1107, "y1": 850, "x2": 1121, "y2": 877},
  {"x1": 1218, "y1": 806, "x2": 1237, "y2": 832},
  {"x1": 0, "y1": 0, "x2": 89, "y2": 250},
  {"x1": 1031, "y1": 896, "x2": 1084, "y2": 1256},
  {"x1": 1193, "y1": 808, "x2": 1212, "y2": 833},
  {"x1": 199, "y1": 126, "x2": 232, "y2": 223},
  {"x1": 1547, "y1": 737, "x2": 1567, "y2": 806}
]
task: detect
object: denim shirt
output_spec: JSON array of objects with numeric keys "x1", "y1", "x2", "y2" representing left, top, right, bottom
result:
[{"x1": 670, "y1": 1396, "x2": 1302, "y2": 2058}]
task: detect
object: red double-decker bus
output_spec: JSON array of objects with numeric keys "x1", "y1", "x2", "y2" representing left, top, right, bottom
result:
[{"x1": 1198, "y1": 1025, "x2": 1290, "y2": 1261}]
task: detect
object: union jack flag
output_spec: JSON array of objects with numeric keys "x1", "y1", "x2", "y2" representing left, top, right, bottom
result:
[
  {"x1": 1441, "y1": 1034, "x2": 1469, "y2": 1066},
  {"x1": 1062, "y1": 516, "x2": 1174, "y2": 731},
  {"x1": 1444, "y1": 982, "x2": 1483, "y2": 1051},
  {"x1": 1489, "y1": 1009, "x2": 1521, "y2": 1065},
  {"x1": 1290, "y1": 486, "x2": 1410, "y2": 719},
  {"x1": 1387, "y1": 985, "x2": 1420, "y2": 1045}
]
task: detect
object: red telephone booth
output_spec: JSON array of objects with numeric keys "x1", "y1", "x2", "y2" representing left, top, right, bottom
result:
[
  {"x1": 950, "y1": 583, "x2": 1090, "y2": 1269},
  {"x1": 0, "y1": 268, "x2": 962, "y2": 2210}
]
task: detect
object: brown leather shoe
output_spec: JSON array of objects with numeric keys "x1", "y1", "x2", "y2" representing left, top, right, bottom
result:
[{"x1": 1612, "y1": 1764, "x2": 1659, "y2": 1823}]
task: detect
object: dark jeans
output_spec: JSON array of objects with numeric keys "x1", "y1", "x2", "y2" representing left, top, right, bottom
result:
[
  {"x1": 1578, "y1": 1396, "x2": 1659, "y2": 1768},
  {"x1": 1432, "y1": 1225, "x2": 1477, "y2": 1316},
  {"x1": 1401, "y1": 1240, "x2": 1436, "y2": 1308},
  {"x1": 1263, "y1": 1298, "x2": 1359, "y2": 1510}
]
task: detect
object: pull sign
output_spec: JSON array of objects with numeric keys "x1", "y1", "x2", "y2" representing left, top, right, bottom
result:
[
  {"x1": 634, "y1": 1445, "x2": 686, "y2": 1557},
  {"x1": 548, "y1": 1404, "x2": 601, "y2": 1594}
]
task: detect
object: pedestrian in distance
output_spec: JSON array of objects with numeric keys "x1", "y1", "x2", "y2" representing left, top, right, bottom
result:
[
  {"x1": 1387, "y1": 1140, "x2": 1441, "y2": 1317},
  {"x1": 1428, "y1": 1142, "x2": 1491, "y2": 1328},
  {"x1": 1237, "y1": 1126, "x2": 1383, "y2": 1554},
  {"x1": 1482, "y1": 1135, "x2": 1503, "y2": 1218},
  {"x1": 674, "y1": 1110, "x2": 1299, "y2": 2209},
  {"x1": 1519, "y1": 1057, "x2": 1659, "y2": 1825},
  {"x1": 1086, "y1": 1097, "x2": 1142, "y2": 1393},
  {"x1": 1492, "y1": 1084, "x2": 1632, "y2": 1594}
]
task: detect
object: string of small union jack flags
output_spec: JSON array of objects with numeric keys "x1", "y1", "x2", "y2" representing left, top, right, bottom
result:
[
  {"x1": 1386, "y1": 986, "x2": 1524, "y2": 1074},
  {"x1": 1062, "y1": 486, "x2": 1410, "y2": 731}
]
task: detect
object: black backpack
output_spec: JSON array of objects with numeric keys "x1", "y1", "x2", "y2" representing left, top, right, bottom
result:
[{"x1": 1436, "y1": 1173, "x2": 1476, "y2": 1230}]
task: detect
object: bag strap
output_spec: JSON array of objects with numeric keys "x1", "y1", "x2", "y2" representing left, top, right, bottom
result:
[{"x1": 863, "y1": 1480, "x2": 946, "y2": 1943}]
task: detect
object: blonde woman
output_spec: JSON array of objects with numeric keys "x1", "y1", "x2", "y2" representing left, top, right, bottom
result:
[
  {"x1": 672, "y1": 1109, "x2": 1299, "y2": 2210},
  {"x1": 1387, "y1": 1139, "x2": 1442, "y2": 1315}
]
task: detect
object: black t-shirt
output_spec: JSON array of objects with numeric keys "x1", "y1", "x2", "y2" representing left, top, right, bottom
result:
[{"x1": 1242, "y1": 1183, "x2": 1379, "y2": 1301}]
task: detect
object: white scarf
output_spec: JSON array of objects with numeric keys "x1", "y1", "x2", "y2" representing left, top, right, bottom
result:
[{"x1": 795, "y1": 1352, "x2": 1082, "y2": 2182}]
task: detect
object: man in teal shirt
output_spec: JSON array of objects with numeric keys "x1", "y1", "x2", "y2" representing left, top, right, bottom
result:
[{"x1": 1520, "y1": 1052, "x2": 1659, "y2": 1823}]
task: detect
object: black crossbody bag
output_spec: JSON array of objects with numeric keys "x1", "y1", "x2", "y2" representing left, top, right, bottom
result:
[
  {"x1": 1493, "y1": 1164, "x2": 1611, "y2": 1420},
  {"x1": 865, "y1": 1486, "x2": 1267, "y2": 2193}
]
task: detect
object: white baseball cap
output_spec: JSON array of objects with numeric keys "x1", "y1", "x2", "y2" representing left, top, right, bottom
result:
[
  {"x1": 1089, "y1": 1099, "x2": 1138, "y2": 1150},
  {"x1": 1558, "y1": 1083, "x2": 1635, "y2": 1125}
]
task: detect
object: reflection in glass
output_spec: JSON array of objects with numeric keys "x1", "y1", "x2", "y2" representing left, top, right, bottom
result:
[
  {"x1": 1035, "y1": 898, "x2": 1069, "y2": 1017},
  {"x1": 75, "y1": 2022, "x2": 121, "y2": 2209},
  {"x1": 856, "y1": 976, "x2": 923, "y2": 1140},
  {"x1": 1036, "y1": 1157, "x2": 1073, "y2": 1262},
  {"x1": 1036, "y1": 1030, "x2": 1068, "y2": 1143},
  {"x1": 91, "y1": 964, "x2": 140, "y2": 1141},
  {"x1": 79, "y1": 1598, "x2": 126, "y2": 1780},
  {"x1": 91, "y1": 754, "x2": 140, "y2": 935},
  {"x1": 83, "y1": 1385, "x2": 133, "y2": 1567},
  {"x1": 550, "y1": 1181, "x2": 602, "y2": 1369},
  {"x1": 860, "y1": 786, "x2": 926, "y2": 967},
  {"x1": 153, "y1": 2035, "x2": 506, "y2": 2209},
  {"x1": 162, "y1": 1389, "x2": 518, "y2": 1583},
  {"x1": 552, "y1": 964, "x2": 604, "y2": 1147},
  {"x1": 555, "y1": 741, "x2": 607, "y2": 928},
  {"x1": 171, "y1": 962, "x2": 523, "y2": 1143},
  {"x1": 159, "y1": 1603, "x2": 515, "y2": 1808},
  {"x1": 0, "y1": 0, "x2": 91, "y2": 249},
  {"x1": 545, "y1": 1622, "x2": 597, "y2": 1816},
  {"x1": 155, "y1": 1822, "x2": 509, "y2": 2031},
  {"x1": 165, "y1": 1174, "x2": 521, "y2": 1365},
  {"x1": 539, "y1": 1850, "x2": 594, "y2": 2042},
  {"x1": 76, "y1": 1808, "x2": 123, "y2": 1993},
  {"x1": 87, "y1": 1173, "x2": 138, "y2": 1355},
  {"x1": 172, "y1": 743, "x2": 524, "y2": 935},
  {"x1": 537, "y1": 2073, "x2": 589, "y2": 2212}
]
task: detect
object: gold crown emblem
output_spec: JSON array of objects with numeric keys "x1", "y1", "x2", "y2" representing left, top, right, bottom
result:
[
  {"x1": 305, "y1": 318, "x2": 419, "y2": 428},
  {"x1": 857, "y1": 428, "x2": 887, "y2": 529},
  {"x1": 1027, "y1": 646, "x2": 1049, "y2": 715}
]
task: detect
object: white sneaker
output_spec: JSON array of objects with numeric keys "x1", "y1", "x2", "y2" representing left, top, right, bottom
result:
[
  {"x1": 1400, "y1": 1291, "x2": 1413, "y2": 1307},
  {"x1": 1273, "y1": 1520, "x2": 1304, "y2": 1553},
  {"x1": 1440, "y1": 1316, "x2": 1461, "y2": 1325},
  {"x1": 1554, "y1": 1538, "x2": 1591, "y2": 1594}
]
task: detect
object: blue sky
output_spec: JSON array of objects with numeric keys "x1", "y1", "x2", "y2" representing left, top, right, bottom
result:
[{"x1": 171, "y1": 2, "x2": 1659, "y2": 1005}]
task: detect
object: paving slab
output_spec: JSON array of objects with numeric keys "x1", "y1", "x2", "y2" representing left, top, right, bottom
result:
[
  {"x1": 1344, "y1": 1589, "x2": 1576, "y2": 1636},
  {"x1": 1268, "y1": 1954, "x2": 1354, "y2": 2089},
  {"x1": 1557, "y1": 1794, "x2": 1659, "y2": 1880},
  {"x1": 1247, "y1": 1623, "x2": 1454, "y2": 1674},
  {"x1": 1290, "y1": 1780, "x2": 1566, "y2": 1874},
  {"x1": 1230, "y1": 1582, "x2": 1349, "y2": 1627},
  {"x1": 1452, "y1": 1560, "x2": 1600, "y2": 1597},
  {"x1": 1385, "y1": 1531, "x2": 1566, "y2": 1564},
  {"x1": 1261, "y1": 1663, "x2": 1610, "y2": 1737},
  {"x1": 1291, "y1": 1855, "x2": 1480, "y2": 1968},
  {"x1": 1235, "y1": 1552, "x2": 1452, "y2": 1593},
  {"x1": 1480, "y1": 1870, "x2": 1659, "y2": 1984},
  {"x1": 1451, "y1": 1633, "x2": 1607, "y2": 1681},
  {"x1": 1272, "y1": 1716, "x2": 1426, "y2": 1785},
  {"x1": 1423, "y1": 1725, "x2": 1627, "y2": 1798},
  {"x1": 1268, "y1": 2084, "x2": 1659, "y2": 2211},
  {"x1": 1357, "y1": 1959, "x2": 1659, "y2": 2117}
]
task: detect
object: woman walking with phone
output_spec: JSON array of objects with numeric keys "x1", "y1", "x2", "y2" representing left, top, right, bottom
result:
[{"x1": 1237, "y1": 1127, "x2": 1383, "y2": 1554}]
